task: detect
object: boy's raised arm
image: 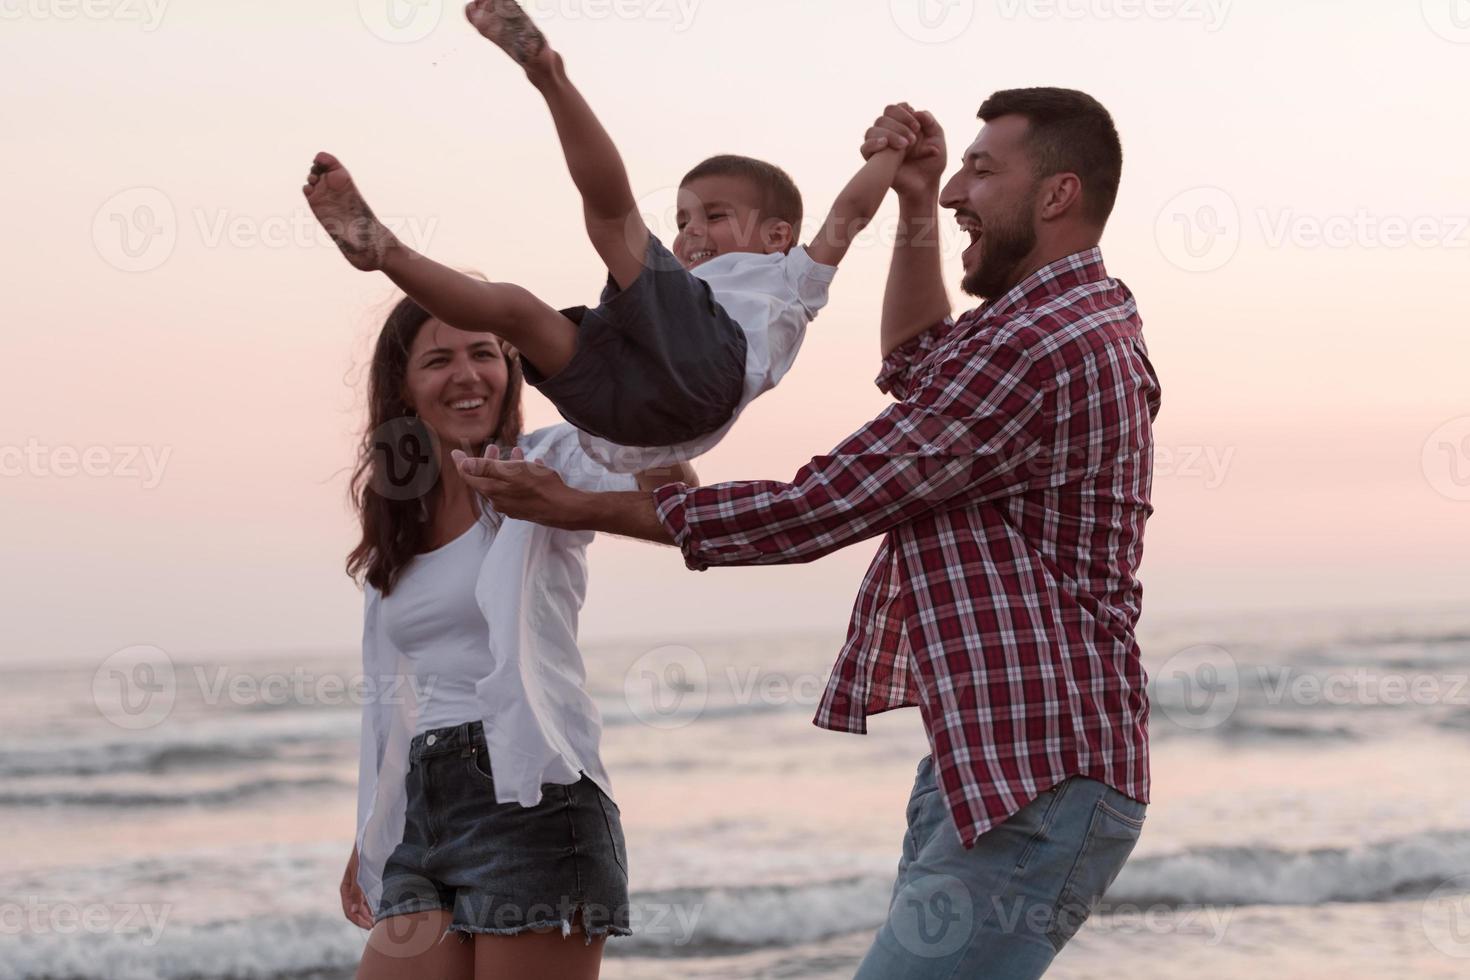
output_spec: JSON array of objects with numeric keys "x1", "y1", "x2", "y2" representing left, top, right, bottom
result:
[{"x1": 804, "y1": 142, "x2": 909, "y2": 269}]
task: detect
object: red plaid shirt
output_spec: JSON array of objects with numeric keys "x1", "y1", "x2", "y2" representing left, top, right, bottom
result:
[{"x1": 653, "y1": 248, "x2": 1159, "y2": 847}]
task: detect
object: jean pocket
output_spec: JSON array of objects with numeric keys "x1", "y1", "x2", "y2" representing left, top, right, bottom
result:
[
  {"x1": 465, "y1": 743, "x2": 494, "y2": 785},
  {"x1": 1046, "y1": 795, "x2": 1145, "y2": 951},
  {"x1": 594, "y1": 786, "x2": 628, "y2": 876}
]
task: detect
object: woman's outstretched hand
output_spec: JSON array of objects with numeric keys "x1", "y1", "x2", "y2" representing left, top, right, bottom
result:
[
  {"x1": 453, "y1": 445, "x2": 584, "y2": 529},
  {"x1": 340, "y1": 845, "x2": 374, "y2": 929}
]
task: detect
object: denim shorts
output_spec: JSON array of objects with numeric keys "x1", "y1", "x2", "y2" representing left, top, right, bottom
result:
[
  {"x1": 374, "y1": 720, "x2": 632, "y2": 943},
  {"x1": 522, "y1": 233, "x2": 748, "y2": 448}
]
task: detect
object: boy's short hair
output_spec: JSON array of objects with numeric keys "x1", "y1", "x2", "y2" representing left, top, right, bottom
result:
[{"x1": 680, "y1": 154, "x2": 803, "y2": 240}]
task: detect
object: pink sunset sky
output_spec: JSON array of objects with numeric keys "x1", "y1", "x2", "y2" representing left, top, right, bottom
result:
[{"x1": 2, "y1": 0, "x2": 1467, "y2": 664}]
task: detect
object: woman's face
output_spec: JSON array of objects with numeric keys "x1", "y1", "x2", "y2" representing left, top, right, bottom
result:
[{"x1": 401, "y1": 318, "x2": 510, "y2": 449}]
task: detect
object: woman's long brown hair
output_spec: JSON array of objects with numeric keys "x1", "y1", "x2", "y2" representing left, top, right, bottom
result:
[{"x1": 345, "y1": 296, "x2": 524, "y2": 596}]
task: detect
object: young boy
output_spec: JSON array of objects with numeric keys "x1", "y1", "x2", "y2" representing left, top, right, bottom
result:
[{"x1": 303, "y1": 0, "x2": 916, "y2": 471}]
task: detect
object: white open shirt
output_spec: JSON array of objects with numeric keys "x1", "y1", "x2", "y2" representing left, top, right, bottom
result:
[
  {"x1": 354, "y1": 423, "x2": 636, "y2": 908},
  {"x1": 579, "y1": 244, "x2": 837, "y2": 473}
]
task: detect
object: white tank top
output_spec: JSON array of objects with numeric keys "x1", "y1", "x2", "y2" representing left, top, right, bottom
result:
[{"x1": 378, "y1": 516, "x2": 497, "y2": 734}]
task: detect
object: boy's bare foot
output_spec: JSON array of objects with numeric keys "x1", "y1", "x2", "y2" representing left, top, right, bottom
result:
[
  {"x1": 301, "y1": 152, "x2": 398, "y2": 272},
  {"x1": 464, "y1": 0, "x2": 551, "y2": 70}
]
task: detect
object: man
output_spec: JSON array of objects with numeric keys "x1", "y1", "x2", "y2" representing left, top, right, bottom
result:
[{"x1": 456, "y1": 89, "x2": 1162, "y2": 978}]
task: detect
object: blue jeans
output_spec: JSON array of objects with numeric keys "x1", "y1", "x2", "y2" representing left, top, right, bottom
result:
[{"x1": 853, "y1": 756, "x2": 1146, "y2": 979}]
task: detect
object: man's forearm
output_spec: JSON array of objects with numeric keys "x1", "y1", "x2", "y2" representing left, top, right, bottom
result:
[
  {"x1": 570, "y1": 489, "x2": 674, "y2": 545},
  {"x1": 881, "y1": 191, "x2": 951, "y2": 358}
]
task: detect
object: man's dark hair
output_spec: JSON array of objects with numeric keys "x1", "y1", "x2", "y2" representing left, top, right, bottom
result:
[
  {"x1": 680, "y1": 154, "x2": 804, "y2": 240},
  {"x1": 978, "y1": 88, "x2": 1123, "y2": 227}
]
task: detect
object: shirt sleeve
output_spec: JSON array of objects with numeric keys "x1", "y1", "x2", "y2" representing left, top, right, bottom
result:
[
  {"x1": 754, "y1": 247, "x2": 838, "y2": 393},
  {"x1": 875, "y1": 316, "x2": 962, "y2": 400},
  {"x1": 653, "y1": 333, "x2": 1118, "y2": 571},
  {"x1": 782, "y1": 245, "x2": 838, "y2": 319}
]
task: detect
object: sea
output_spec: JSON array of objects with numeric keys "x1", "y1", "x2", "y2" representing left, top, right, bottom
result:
[{"x1": 2, "y1": 605, "x2": 1469, "y2": 979}]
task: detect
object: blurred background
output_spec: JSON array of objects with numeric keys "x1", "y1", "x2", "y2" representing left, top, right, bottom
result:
[{"x1": 2, "y1": 1, "x2": 1467, "y2": 977}]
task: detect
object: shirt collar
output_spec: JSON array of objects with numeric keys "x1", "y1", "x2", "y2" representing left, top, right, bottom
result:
[{"x1": 963, "y1": 247, "x2": 1110, "y2": 325}]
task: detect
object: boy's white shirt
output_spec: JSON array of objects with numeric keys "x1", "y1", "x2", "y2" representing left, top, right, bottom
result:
[
  {"x1": 354, "y1": 423, "x2": 635, "y2": 909},
  {"x1": 579, "y1": 244, "x2": 838, "y2": 473}
]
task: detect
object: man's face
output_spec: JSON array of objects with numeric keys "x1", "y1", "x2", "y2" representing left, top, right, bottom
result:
[
  {"x1": 672, "y1": 175, "x2": 789, "y2": 269},
  {"x1": 939, "y1": 115, "x2": 1042, "y2": 300}
]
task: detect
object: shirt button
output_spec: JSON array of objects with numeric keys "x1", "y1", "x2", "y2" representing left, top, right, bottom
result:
[{"x1": 426, "y1": 734, "x2": 437, "y2": 746}]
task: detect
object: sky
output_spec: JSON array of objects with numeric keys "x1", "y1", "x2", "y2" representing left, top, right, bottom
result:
[{"x1": 2, "y1": 0, "x2": 1467, "y2": 664}]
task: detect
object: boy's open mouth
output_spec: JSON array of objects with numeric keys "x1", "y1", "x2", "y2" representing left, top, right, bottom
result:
[{"x1": 688, "y1": 249, "x2": 718, "y2": 264}]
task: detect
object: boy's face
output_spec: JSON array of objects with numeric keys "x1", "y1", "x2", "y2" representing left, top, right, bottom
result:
[{"x1": 673, "y1": 175, "x2": 793, "y2": 269}]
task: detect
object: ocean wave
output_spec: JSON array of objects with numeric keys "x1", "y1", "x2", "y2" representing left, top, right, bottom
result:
[
  {"x1": 0, "y1": 776, "x2": 349, "y2": 808},
  {"x1": 0, "y1": 718, "x2": 357, "y2": 779},
  {"x1": 5, "y1": 832, "x2": 1470, "y2": 977},
  {"x1": 1110, "y1": 829, "x2": 1470, "y2": 906}
]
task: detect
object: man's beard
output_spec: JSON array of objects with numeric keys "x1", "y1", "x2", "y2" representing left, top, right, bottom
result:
[{"x1": 961, "y1": 190, "x2": 1039, "y2": 300}]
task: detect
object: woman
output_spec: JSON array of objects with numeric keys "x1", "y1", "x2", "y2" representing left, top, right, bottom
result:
[{"x1": 338, "y1": 296, "x2": 686, "y2": 979}]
